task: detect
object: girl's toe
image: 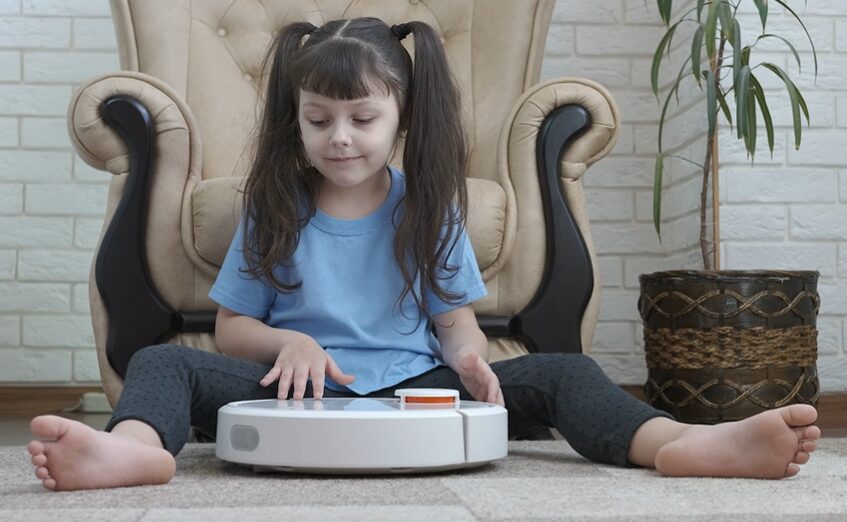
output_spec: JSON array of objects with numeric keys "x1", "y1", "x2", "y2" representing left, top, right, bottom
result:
[
  {"x1": 35, "y1": 466, "x2": 51, "y2": 479},
  {"x1": 31, "y1": 453, "x2": 47, "y2": 466},
  {"x1": 785, "y1": 463, "x2": 801, "y2": 477},
  {"x1": 42, "y1": 477, "x2": 57, "y2": 491},
  {"x1": 792, "y1": 451, "x2": 810, "y2": 465}
]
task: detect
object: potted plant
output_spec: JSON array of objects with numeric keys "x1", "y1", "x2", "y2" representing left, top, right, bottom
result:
[{"x1": 639, "y1": 0, "x2": 821, "y2": 423}]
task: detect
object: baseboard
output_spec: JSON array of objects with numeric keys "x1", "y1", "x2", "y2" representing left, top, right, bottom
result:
[
  {"x1": 0, "y1": 386, "x2": 103, "y2": 416},
  {"x1": 2, "y1": 386, "x2": 845, "y2": 431}
]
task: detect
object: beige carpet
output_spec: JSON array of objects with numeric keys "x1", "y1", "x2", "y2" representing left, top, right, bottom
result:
[{"x1": 2, "y1": 440, "x2": 846, "y2": 521}]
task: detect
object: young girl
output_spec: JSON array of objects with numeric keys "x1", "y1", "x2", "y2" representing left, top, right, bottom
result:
[{"x1": 28, "y1": 17, "x2": 820, "y2": 491}]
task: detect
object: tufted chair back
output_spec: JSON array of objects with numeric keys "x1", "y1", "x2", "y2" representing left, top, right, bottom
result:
[{"x1": 69, "y1": 0, "x2": 621, "y2": 405}]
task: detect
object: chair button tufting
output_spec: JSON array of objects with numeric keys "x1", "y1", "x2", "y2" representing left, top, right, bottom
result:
[
  {"x1": 217, "y1": 28, "x2": 227, "y2": 37},
  {"x1": 244, "y1": 74, "x2": 253, "y2": 82}
]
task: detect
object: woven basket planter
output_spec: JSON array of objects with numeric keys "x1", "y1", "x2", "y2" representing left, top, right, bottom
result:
[{"x1": 638, "y1": 270, "x2": 820, "y2": 424}]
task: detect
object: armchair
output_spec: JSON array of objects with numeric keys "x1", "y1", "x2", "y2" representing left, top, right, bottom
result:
[{"x1": 68, "y1": 0, "x2": 620, "y2": 405}]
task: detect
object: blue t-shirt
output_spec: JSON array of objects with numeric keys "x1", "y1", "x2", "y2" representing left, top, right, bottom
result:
[{"x1": 208, "y1": 167, "x2": 487, "y2": 394}]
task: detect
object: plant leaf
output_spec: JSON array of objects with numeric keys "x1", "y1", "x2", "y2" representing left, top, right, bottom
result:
[
  {"x1": 753, "y1": 0, "x2": 768, "y2": 31},
  {"x1": 653, "y1": 154, "x2": 664, "y2": 240},
  {"x1": 735, "y1": 65, "x2": 751, "y2": 141},
  {"x1": 657, "y1": 71, "x2": 684, "y2": 153},
  {"x1": 772, "y1": 0, "x2": 818, "y2": 76},
  {"x1": 691, "y1": 25, "x2": 704, "y2": 86},
  {"x1": 718, "y1": 1, "x2": 734, "y2": 44},
  {"x1": 750, "y1": 74, "x2": 775, "y2": 157},
  {"x1": 745, "y1": 82, "x2": 757, "y2": 159},
  {"x1": 715, "y1": 81, "x2": 734, "y2": 130},
  {"x1": 704, "y1": 0, "x2": 720, "y2": 60},
  {"x1": 732, "y1": 20, "x2": 742, "y2": 95},
  {"x1": 657, "y1": 0, "x2": 673, "y2": 26},
  {"x1": 696, "y1": 0, "x2": 705, "y2": 22},
  {"x1": 760, "y1": 62, "x2": 803, "y2": 149},
  {"x1": 757, "y1": 33, "x2": 802, "y2": 73},
  {"x1": 651, "y1": 22, "x2": 681, "y2": 97}
]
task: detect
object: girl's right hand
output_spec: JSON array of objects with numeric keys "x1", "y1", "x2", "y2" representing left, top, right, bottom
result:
[{"x1": 259, "y1": 333, "x2": 355, "y2": 400}]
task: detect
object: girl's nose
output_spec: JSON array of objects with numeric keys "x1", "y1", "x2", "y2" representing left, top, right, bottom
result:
[{"x1": 329, "y1": 124, "x2": 352, "y2": 147}]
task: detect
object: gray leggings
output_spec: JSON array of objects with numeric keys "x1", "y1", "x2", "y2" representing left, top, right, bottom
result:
[{"x1": 105, "y1": 344, "x2": 672, "y2": 467}]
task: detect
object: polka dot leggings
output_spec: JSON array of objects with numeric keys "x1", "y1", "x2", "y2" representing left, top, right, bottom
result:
[{"x1": 105, "y1": 344, "x2": 672, "y2": 467}]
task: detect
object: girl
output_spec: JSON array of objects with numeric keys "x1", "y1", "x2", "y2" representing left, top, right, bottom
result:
[{"x1": 28, "y1": 17, "x2": 820, "y2": 491}]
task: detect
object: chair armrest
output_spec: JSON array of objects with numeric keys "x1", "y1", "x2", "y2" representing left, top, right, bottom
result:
[
  {"x1": 499, "y1": 77, "x2": 620, "y2": 181},
  {"x1": 496, "y1": 78, "x2": 620, "y2": 354},
  {"x1": 67, "y1": 71, "x2": 202, "y2": 177}
]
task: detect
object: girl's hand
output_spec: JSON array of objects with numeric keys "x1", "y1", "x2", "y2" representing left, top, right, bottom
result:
[
  {"x1": 456, "y1": 350, "x2": 505, "y2": 407},
  {"x1": 259, "y1": 333, "x2": 355, "y2": 400}
]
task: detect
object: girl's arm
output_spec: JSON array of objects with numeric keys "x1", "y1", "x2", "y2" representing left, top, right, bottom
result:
[
  {"x1": 434, "y1": 304, "x2": 488, "y2": 367},
  {"x1": 435, "y1": 305, "x2": 504, "y2": 406},
  {"x1": 214, "y1": 306, "x2": 311, "y2": 365}
]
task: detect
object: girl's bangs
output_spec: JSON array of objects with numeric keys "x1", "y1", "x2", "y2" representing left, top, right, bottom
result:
[{"x1": 296, "y1": 40, "x2": 393, "y2": 100}]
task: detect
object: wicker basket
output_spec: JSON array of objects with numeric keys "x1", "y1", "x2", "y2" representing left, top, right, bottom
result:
[{"x1": 639, "y1": 270, "x2": 820, "y2": 424}]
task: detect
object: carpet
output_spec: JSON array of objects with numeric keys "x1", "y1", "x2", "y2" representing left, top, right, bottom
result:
[{"x1": 2, "y1": 440, "x2": 846, "y2": 521}]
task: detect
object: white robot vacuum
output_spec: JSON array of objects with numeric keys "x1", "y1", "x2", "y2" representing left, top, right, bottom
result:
[{"x1": 216, "y1": 388, "x2": 508, "y2": 474}]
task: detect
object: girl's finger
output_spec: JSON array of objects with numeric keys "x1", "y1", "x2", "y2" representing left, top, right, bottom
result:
[
  {"x1": 277, "y1": 367, "x2": 295, "y2": 400},
  {"x1": 260, "y1": 366, "x2": 281, "y2": 387},
  {"x1": 326, "y1": 355, "x2": 355, "y2": 384},
  {"x1": 291, "y1": 365, "x2": 310, "y2": 400},
  {"x1": 310, "y1": 365, "x2": 326, "y2": 400}
]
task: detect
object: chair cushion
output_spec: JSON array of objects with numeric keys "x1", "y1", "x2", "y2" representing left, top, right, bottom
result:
[{"x1": 191, "y1": 176, "x2": 507, "y2": 279}]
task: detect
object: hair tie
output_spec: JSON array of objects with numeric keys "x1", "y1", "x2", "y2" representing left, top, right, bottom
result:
[{"x1": 391, "y1": 23, "x2": 412, "y2": 41}]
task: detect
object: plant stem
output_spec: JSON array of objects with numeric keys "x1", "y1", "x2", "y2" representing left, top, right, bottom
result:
[{"x1": 701, "y1": 34, "x2": 728, "y2": 270}]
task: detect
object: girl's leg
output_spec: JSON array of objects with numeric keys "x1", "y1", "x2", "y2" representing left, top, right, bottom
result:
[
  {"x1": 401, "y1": 353, "x2": 822, "y2": 479},
  {"x1": 27, "y1": 343, "x2": 331, "y2": 491}
]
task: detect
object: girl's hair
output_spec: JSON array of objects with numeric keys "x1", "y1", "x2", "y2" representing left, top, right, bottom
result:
[{"x1": 242, "y1": 17, "x2": 469, "y2": 321}]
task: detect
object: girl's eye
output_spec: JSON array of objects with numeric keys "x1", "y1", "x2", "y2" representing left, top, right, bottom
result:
[
  {"x1": 354, "y1": 118, "x2": 374, "y2": 124},
  {"x1": 308, "y1": 120, "x2": 328, "y2": 127}
]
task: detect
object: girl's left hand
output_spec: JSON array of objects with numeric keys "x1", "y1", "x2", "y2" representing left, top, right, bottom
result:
[{"x1": 456, "y1": 351, "x2": 505, "y2": 407}]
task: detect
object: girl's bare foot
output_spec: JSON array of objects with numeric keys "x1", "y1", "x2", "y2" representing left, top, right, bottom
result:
[
  {"x1": 27, "y1": 415, "x2": 176, "y2": 491},
  {"x1": 654, "y1": 404, "x2": 820, "y2": 479}
]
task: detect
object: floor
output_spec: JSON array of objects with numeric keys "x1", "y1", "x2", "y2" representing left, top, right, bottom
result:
[{"x1": 3, "y1": 412, "x2": 845, "y2": 447}]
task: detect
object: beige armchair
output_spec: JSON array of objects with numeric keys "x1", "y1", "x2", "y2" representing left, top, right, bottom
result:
[{"x1": 69, "y1": 0, "x2": 620, "y2": 407}]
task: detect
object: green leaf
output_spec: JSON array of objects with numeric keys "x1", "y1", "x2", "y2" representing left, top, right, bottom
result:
[
  {"x1": 657, "y1": 0, "x2": 673, "y2": 26},
  {"x1": 696, "y1": 0, "x2": 705, "y2": 22},
  {"x1": 773, "y1": 0, "x2": 818, "y2": 76},
  {"x1": 651, "y1": 22, "x2": 681, "y2": 97},
  {"x1": 732, "y1": 20, "x2": 742, "y2": 95},
  {"x1": 657, "y1": 71, "x2": 683, "y2": 153},
  {"x1": 715, "y1": 82, "x2": 734, "y2": 130},
  {"x1": 735, "y1": 65, "x2": 751, "y2": 141},
  {"x1": 750, "y1": 74, "x2": 775, "y2": 157},
  {"x1": 692, "y1": 25, "x2": 704, "y2": 86},
  {"x1": 760, "y1": 62, "x2": 804, "y2": 149},
  {"x1": 745, "y1": 82, "x2": 758, "y2": 159},
  {"x1": 653, "y1": 154, "x2": 664, "y2": 240},
  {"x1": 756, "y1": 34, "x2": 802, "y2": 72},
  {"x1": 753, "y1": 0, "x2": 768, "y2": 31},
  {"x1": 706, "y1": 68, "x2": 717, "y2": 139},
  {"x1": 718, "y1": 1, "x2": 734, "y2": 44},
  {"x1": 704, "y1": 0, "x2": 720, "y2": 59}
]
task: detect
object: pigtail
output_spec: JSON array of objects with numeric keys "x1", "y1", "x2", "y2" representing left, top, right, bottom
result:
[
  {"x1": 393, "y1": 21, "x2": 469, "y2": 317},
  {"x1": 241, "y1": 22, "x2": 318, "y2": 292}
]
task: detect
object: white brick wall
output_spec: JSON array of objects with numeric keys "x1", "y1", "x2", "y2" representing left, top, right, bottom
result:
[
  {"x1": 0, "y1": 0, "x2": 844, "y2": 391},
  {"x1": 0, "y1": 0, "x2": 115, "y2": 383}
]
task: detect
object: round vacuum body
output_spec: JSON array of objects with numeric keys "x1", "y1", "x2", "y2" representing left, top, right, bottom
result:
[{"x1": 215, "y1": 389, "x2": 508, "y2": 474}]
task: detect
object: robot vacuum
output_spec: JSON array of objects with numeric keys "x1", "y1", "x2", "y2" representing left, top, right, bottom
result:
[{"x1": 216, "y1": 388, "x2": 508, "y2": 474}]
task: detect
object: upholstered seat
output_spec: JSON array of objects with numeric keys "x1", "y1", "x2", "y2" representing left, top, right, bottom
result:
[{"x1": 68, "y1": 0, "x2": 620, "y2": 405}]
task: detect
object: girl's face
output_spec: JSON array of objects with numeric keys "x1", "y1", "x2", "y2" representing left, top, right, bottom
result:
[{"x1": 298, "y1": 88, "x2": 400, "y2": 195}]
